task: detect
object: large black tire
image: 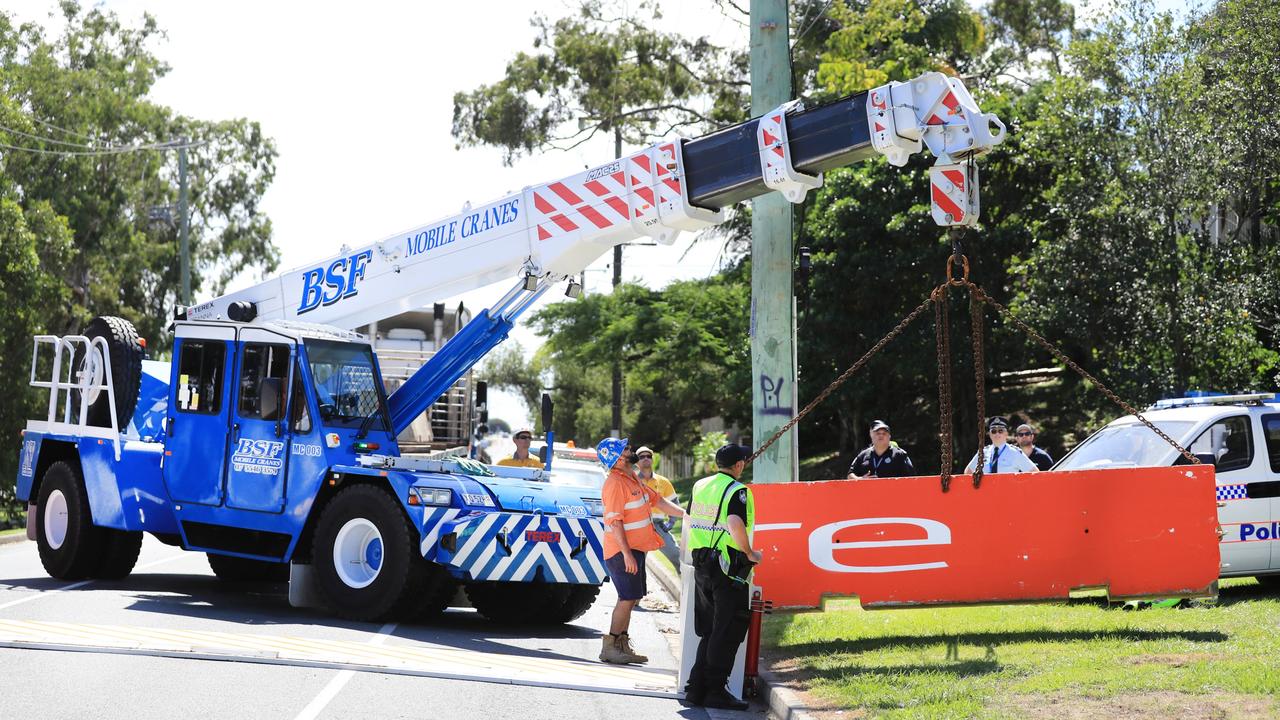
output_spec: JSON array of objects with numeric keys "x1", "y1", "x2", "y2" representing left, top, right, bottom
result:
[
  {"x1": 93, "y1": 529, "x2": 143, "y2": 580},
  {"x1": 1255, "y1": 575, "x2": 1280, "y2": 591},
  {"x1": 71, "y1": 316, "x2": 144, "y2": 429},
  {"x1": 465, "y1": 582, "x2": 600, "y2": 625},
  {"x1": 313, "y1": 485, "x2": 426, "y2": 622},
  {"x1": 207, "y1": 553, "x2": 290, "y2": 582},
  {"x1": 546, "y1": 584, "x2": 601, "y2": 624},
  {"x1": 35, "y1": 461, "x2": 105, "y2": 580}
]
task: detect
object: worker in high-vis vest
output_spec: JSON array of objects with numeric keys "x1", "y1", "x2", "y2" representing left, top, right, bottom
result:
[
  {"x1": 683, "y1": 443, "x2": 761, "y2": 711},
  {"x1": 595, "y1": 437, "x2": 687, "y2": 665}
]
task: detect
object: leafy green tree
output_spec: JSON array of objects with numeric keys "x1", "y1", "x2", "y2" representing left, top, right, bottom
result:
[
  {"x1": 482, "y1": 270, "x2": 751, "y2": 451},
  {"x1": 452, "y1": 0, "x2": 742, "y2": 163},
  {"x1": 1011, "y1": 0, "x2": 1280, "y2": 418},
  {"x1": 0, "y1": 3, "x2": 277, "y2": 518},
  {"x1": 0, "y1": 2, "x2": 278, "y2": 345}
]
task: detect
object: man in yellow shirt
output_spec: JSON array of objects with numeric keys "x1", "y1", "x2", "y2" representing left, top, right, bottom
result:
[
  {"x1": 497, "y1": 428, "x2": 544, "y2": 469},
  {"x1": 635, "y1": 446, "x2": 679, "y2": 558}
]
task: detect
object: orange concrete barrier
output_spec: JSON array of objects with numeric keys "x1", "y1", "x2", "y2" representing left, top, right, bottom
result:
[{"x1": 751, "y1": 466, "x2": 1219, "y2": 609}]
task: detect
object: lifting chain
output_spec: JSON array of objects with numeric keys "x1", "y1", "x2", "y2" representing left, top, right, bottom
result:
[{"x1": 744, "y1": 243, "x2": 1200, "y2": 481}]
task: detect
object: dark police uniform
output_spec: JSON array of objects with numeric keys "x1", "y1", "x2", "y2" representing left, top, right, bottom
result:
[{"x1": 847, "y1": 445, "x2": 915, "y2": 478}]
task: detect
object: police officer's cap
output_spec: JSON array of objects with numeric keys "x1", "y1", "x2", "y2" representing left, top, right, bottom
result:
[
  {"x1": 714, "y1": 443, "x2": 752, "y2": 468},
  {"x1": 987, "y1": 416, "x2": 1009, "y2": 430}
]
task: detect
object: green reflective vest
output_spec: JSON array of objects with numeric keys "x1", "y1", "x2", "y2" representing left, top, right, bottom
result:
[{"x1": 686, "y1": 472, "x2": 755, "y2": 579}]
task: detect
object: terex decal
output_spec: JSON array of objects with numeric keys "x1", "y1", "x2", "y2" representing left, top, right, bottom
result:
[
  {"x1": 751, "y1": 467, "x2": 1221, "y2": 609},
  {"x1": 524, "y1": 530, "x2": 562, "y2": 544},
  {"x1": 230, "y1": 438, "x2": 284, "y2": 475},
  {"x1": 297, "y1": 249, "x2": 373, "y2": 315}
]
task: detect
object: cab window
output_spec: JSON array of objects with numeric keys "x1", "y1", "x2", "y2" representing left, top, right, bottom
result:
[
  {"x1": 238, "y1": 343, "x2": 290, "y2": 419},
  {"x1": 291, "y1": 363, "x2": 312, "y2": 434},
  {"x1": 1188, "y1": 416, "x2": 1253, "y2": 473},
  {"x1": 1262, "y1": 414, "x2": 1280, "y2": 473},
  {"x1": 176, "y1": 340, "x2": 224, "y2": 414}
]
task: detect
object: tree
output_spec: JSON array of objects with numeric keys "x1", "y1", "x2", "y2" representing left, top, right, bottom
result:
[
  {"x1": 1010, "y1": 0, "x2": 1280, "y2": 418},
  {"x1": 480, "y1": 270, "x2": 751, "y2": 451},
  {"x1": 0, "y1": 3, "x2": 278, "y2": 518},
  {"x1": 451, "y1": 0, "x2": 743, "y2": 164},
  {"x1": 0, "y1": 2, "x2": 278, "y2": 346}
]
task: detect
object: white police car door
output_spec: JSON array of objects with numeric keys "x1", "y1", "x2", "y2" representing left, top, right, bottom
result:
[
  {"x1": 223, "y1": 328, "x2": 295, "y2": 513},
  {"x1": 1260, "y1": 413, "x2": 1280, "y2": 571},
  {"x1": 1189, "y1": 415, "x2": 1268, "y2": 574}
]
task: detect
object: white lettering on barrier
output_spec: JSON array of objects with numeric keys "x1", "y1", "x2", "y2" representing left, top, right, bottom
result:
[{"x1": 757, "y1": 517, "x2": 952, "y2": 574}]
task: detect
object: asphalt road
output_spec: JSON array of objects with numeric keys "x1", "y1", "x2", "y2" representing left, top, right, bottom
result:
[{"x1": 0, "y1": 536, "x2": 766, "y2": 720}]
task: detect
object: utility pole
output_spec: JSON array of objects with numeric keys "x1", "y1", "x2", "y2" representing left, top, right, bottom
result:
[
  {"x1": 750, "y1": 0, "x2": 798, "y2": 482},
  {"x1": 611, "y1": 127, "x2": 623, "y2": 439},
  {"x1": 178, "y1": 138, "x2": 191, "y2": 305}
]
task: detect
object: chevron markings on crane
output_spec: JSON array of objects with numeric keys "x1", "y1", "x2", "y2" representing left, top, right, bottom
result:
[{"x1": 0, "y1": 618, "x2": 678, "y2": 698}]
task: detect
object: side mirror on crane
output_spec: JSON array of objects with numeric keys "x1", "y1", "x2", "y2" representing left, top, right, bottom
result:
[{"x1": 259, "y1": 378, "x2": 283, "y2": 422}]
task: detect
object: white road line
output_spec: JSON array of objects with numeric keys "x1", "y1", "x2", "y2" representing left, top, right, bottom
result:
[
  {"x1": 292, "y1": 623, "x2": 396, "y2": 720},
  {"x1": 0, "y1": 552, "x2": 187, "y2": 612}
]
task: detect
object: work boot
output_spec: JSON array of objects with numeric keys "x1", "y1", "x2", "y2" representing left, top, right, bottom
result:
[
  {"x1": 702, "y1": 687, "x2": 749, "y2": 711},
  {"x1": 682, "y1": 684, "x2": 707, "y2": 706},
  {"x1": 599, "y1": 634, "x2": 629, "y2": 664},
  {"x1": 616, "y1": 632, "x2": 649, "y2": 663}
]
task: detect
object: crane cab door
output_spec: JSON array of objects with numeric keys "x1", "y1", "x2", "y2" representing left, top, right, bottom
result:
[
  {"x1": 164, "y1": 326, "x2": 236, "y2": 506},
  {"x1": 224, "y1": 328, "x2": 296, "y2": 514}
]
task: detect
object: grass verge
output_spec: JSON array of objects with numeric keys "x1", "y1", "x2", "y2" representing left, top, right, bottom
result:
[{"x1": 762, "y1": 578, "x2": 1280, "y2": 719}]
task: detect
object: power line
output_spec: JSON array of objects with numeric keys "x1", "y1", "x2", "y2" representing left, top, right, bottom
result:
[
  {"x1": 0, "y1": 123, "x2": 110, "y2": 149},
  {"x1": 0, "y1": 135, "x2": 206, "y2": 157},
  {"x1": 791, "y1": 0, "x2": 836, "y2": 50},
  {"x1": 28, "y1": 116, "x2": 106, "y2": 143}
]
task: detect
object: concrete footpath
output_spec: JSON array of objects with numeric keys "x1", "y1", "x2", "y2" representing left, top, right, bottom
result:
[{"x1": 645, "y1": 553, "x2": 817, "y2": 720}]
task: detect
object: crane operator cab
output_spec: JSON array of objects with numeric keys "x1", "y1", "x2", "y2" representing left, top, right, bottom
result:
[{"x1": 163, "y1": 320, "x2": 395, "y2": 522}]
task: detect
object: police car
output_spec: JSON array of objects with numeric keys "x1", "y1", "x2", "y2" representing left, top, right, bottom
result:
[{"x1": 1055, "y1": 393, "x2": 1280, "y2": 586}]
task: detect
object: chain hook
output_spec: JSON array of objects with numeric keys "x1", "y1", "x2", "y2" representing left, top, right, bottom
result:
[{"x1": 945, "y1": 254, "x2": 970, "y2": 286}]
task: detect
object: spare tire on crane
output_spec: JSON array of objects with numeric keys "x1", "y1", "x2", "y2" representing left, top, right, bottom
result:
[{"x1": 71, "y1": 316, "x2": 144, "y2": 429}]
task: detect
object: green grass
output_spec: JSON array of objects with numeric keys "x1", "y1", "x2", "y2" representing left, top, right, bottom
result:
[
  {"x1": 0, "y1": 527, "x2": 23, "y2": 538},
  {"x1": 762, "y1": 578, "x2": 1280, "y2": 719}
]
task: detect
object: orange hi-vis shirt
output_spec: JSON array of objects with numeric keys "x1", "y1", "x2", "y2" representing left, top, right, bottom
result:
[{"x1": 601, "y1": 465, "x2": 663, "y2": 559}]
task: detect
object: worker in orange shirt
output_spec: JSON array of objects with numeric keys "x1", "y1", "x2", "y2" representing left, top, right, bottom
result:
[{"x1": 596, "y1": 437, "x2": 686, "y2": 664}]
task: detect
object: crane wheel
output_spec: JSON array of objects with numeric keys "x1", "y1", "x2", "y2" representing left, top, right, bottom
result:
[
  {"x1": 35, "y1": 461, "x2": 106, "y2": 579},
  {"x1": 312, "y1": 485, "x2": 425, "y2": 621}
]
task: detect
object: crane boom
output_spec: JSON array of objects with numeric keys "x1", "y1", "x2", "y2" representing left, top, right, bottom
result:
[
  {"x1": 178, "y1": 72, "x2": 1004, "y2": 436},
  {"x1": 184, "y1": 71, "x2": 1004, "y2": 333}
]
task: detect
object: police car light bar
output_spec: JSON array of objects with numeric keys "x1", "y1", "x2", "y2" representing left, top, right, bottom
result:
[{"x1": 1149, "y1": 393, "x2": 1276, "y2": 410}]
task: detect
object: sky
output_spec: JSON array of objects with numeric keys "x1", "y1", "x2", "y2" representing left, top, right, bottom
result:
[{"x1": 6, "y1": 0, "x2": 751, "y2": 427}]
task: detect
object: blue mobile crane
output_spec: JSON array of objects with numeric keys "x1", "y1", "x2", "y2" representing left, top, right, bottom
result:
[{"x1": 15, "y1": 72, "x2": 1003, "y2": 623}]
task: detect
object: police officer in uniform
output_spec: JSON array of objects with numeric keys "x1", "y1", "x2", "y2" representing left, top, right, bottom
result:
[
  {"x1": 847, "y1": 420, "x2": 915, "y2": 478},
  {"x1": 684, "y1": 443, "x2": 761, "y2": 710}
]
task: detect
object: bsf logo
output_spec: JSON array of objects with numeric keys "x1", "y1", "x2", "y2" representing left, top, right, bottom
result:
[
  {"x1": 297, "y1": 250, "x2": 373, "y2": 315},
  {"x1": 231, "y1": 438, "x2": 285, "y2": 475}
]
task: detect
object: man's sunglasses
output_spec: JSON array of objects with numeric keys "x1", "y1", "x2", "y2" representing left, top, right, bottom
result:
[
  {"x1": 1016, "y1": 431, "x2": 1035, "y2": 437},
  {"x1": 637, "y1": 454, "x2": 653, "y2": 460},
  {"x1": 514, "y1": 435, "x2": 532, "y2": 441}
]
